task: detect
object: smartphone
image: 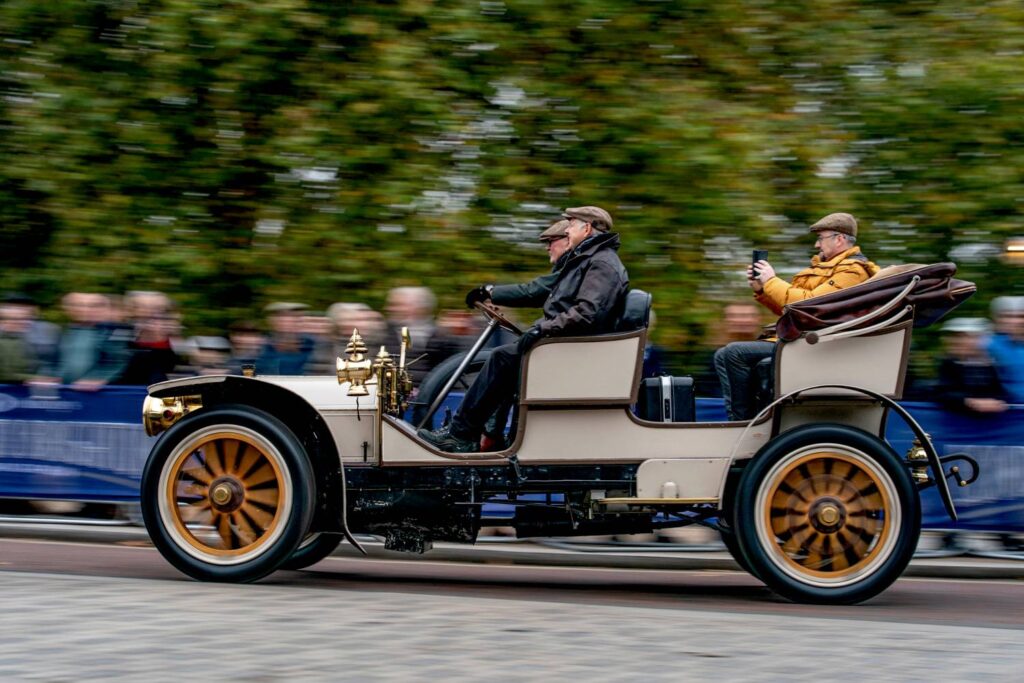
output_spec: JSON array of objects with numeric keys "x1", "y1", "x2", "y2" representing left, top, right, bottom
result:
[{"x1": 752, "y1": 249, "x2": 768, "y2": 275}]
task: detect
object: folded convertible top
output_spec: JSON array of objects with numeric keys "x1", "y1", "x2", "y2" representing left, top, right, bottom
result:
[{"x1": 775, "y1": 262, "x2": 976, "y2": 342}]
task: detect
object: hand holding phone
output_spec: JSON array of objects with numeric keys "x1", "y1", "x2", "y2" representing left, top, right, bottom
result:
[{"x1": 751, "y1": 249, "x2": 769, "y2": 277}]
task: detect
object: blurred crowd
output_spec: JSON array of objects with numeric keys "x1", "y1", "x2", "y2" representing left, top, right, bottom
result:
[
  {"x1": 932, "y1": 296, "x2": 1024, "y2": 414},
  {"x1": 1, "y1": 289, "x2": 1022, "y2": 414},
  {"x1": 0, "y1": 288, "x2": 509, "y2": 391}
]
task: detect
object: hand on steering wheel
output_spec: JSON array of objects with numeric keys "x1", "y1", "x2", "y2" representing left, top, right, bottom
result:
[{"x1": 473, "y1": 301, "x2": 523, "y2": 336}]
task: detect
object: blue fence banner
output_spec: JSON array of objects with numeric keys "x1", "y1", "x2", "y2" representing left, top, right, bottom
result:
[
  {"x1": 0, "y1": 384, "x2": 1021, "y2": 531},
  {"x1": 0, "y1": 385, "x2": 149, "y2": 501}
]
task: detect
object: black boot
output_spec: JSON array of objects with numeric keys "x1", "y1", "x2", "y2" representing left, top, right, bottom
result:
[{"x1": 417, "y1": 423, "x2": 479, "y2": 453}]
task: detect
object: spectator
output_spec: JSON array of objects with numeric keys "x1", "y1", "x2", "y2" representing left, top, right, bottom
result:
[
  {"x1": 987, "y1": 296, "x2": 1024, "y2": 404},
  {"x1": 0, "y1": 302, "x2": 36, "y2": 383},
  {"x1": 301, "y1": 310, "x2": 337, "y2": 376},
  {"x1": 117, "y1": 291, "x2": 180, "y2": 385},
  {"x1": 1, "y1": 293, "x2": 60, "y2": 371},
  {"x1": 188, "y1": 336, "x2": 232, "y2": 375},
  {"x1": 35, "y1": 292, "x2": 132, "y2": 391},
  {"x1": 936, "y1": 317, "x2": 1007, "y2": 414},
  {"x1": 692, "y1": 302, "x2": 766, "y2": 395},
  {"x1": 327, "y1": 302, "x2": 389, "y2": 358},
  {"x1": 226, "y1": 320, "x2": 266, "y2": 375},
  {"x1": 385, "y1": 286, "x2": 461, "y2": 386},
  {"x1": 256, "y1": 302, "x2": 316, "y2": 375}
]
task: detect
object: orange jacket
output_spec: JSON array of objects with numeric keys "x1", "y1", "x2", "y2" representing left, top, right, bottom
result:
[{"x1": 755, "y1": 246, "x2": 879, "y2": 316}]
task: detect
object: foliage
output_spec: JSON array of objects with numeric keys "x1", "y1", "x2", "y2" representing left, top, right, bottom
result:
[{"x1": 2, "y1": 0, "x2": 1022, "y2": 370}]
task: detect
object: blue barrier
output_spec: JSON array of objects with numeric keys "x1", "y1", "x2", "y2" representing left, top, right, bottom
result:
[
  {"x1": 0, "y1": 385, "x2": 149, "y2": 502},
  {"x1": 0, "y1": 384, "x2": 1020, "y2": 530}
]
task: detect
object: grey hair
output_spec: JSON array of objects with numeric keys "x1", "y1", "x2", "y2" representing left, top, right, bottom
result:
[{"x1": 388, "y1": 286, "x2": 437, "y2": 314}]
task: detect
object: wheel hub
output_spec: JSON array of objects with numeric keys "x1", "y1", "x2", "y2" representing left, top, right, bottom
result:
[
  {"x1": 808, "y1": 496, "x2": 846, "y2": 534},
  {"x1": 209, "y1": 477, "x2": 244, "y2": 513}
]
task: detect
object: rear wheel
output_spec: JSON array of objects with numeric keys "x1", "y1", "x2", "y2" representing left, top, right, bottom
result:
[
  {"x1": 717, "y1": 515, "x2": 755, "y2": 576},
  {"x1": 141, "y1": 405, "x2": 315, "y2": 582},
  {"x1": 734, "y1": 424, "x2": 919, "y2": 604}
]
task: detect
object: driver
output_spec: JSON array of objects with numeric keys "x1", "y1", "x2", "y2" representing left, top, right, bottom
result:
[{"x1": 418, "y1": 206, "x2": 629, "y2": 452}]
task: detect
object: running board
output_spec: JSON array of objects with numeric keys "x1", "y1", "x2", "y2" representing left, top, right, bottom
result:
[{"x1": 598, "y1": 497, "x2": 718, "y2": 506}]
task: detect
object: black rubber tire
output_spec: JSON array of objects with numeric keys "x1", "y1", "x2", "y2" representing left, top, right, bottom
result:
[
  {"x1": 141, "y1": 405, "x2": 315, "y2": 583},
  {"x1": 718, "y1": 516, "x2": 756, "y2": 577},
  {"x1": 280, "y1": 533, "x2": 343, "y2": 571},
  {"x1": 409, "y1": 348, "x2": 492, "y2": 427},
  {"x1": 717, "y1": 466, "x2": 757, "y2": 577},
  {"x1": 733, "y1": 423, "x2": 920, "y2": 605}
]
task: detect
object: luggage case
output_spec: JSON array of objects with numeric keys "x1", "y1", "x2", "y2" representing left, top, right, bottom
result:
[{"x1": 636, "y1": 375, "x2": 696, "y2": 423}]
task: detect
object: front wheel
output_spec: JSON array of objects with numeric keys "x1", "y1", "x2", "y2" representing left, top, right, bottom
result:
[
  {"x1": 734, "y1": 424, "x2": 920, "y2": 604},
  {"x1": 141, "y1": 405, "x2": 315, "y2": 582},
  {"x1": 280, "y1": 533, "x2": 343, "y2": 571}
]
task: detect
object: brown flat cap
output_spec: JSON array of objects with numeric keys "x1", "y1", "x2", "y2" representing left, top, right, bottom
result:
[
  {"x1": 809, "y1": 212, "x2": 858, "y2": 237},
  {"x1": 538, "y1": 219, "x2": 570, "y2": 242},
  {"x1": 562, "y1": 206, "x2": 614, "y2": 232}
]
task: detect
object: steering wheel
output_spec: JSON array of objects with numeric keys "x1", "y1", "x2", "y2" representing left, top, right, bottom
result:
[{"x1": 474, "y1": 301, "x2": 523, "y2": 336}]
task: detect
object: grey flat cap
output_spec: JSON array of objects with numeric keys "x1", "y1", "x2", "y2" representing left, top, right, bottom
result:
[{"x1": 809, "y1": 212, "x2": 858, "y2": 237}]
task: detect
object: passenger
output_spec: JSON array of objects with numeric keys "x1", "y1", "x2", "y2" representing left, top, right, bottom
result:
[
  {"x1": 418, "y1": 206, "x2": 629, "y2": 452},
  {"x1": 986, "y1": 296, "x2": 1024, "y2": 404},
  {"x1": 714, "y1": 213, "x2": 879, "y2": 420},
  {"x1": 935, "y1": 317, "x2": 1007, "y2": 414}
]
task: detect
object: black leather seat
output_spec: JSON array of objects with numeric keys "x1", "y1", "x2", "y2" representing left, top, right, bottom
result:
[{"x1": 615, "y1": 289, "x2": 652, "y2": 332}]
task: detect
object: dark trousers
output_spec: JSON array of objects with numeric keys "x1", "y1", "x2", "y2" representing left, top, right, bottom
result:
[
  {"x1": 713, "y1": 340, "x2": 776, "y2": 421},
  {"x1": 451, "y1": 342, "x2": 521, "y2": 438}
]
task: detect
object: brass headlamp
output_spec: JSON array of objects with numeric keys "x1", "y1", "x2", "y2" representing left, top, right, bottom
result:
[
  {"x1": 336, "y1": 329, "x2": 374, "y2": 396},
  {"x1": 143, "y1": 394, "x2": 203, "y2": 436}
]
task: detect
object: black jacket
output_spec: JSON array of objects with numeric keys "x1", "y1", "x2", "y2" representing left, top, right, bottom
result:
[
  {"x1": 539, "y1": 232, "x2": 629, "y2": 336},
  {"x1": 936, "y1": 356, "x2": 1006, "y2": 412},
  {"x1": 490, "y1": 256, "x2": 566, "y2": 308}
]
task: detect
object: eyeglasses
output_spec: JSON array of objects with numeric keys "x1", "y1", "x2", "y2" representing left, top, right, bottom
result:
[
  {"x1": 542, "y1": 235, "x2": 569, "y2": 246},
  {"x1": 815, "y1": 232, "x2": 842, "y2": 243}
]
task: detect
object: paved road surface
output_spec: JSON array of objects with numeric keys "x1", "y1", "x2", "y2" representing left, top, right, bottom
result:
[{"x1": 2, "y1": 539, "x2": 1024, "y2": 680}]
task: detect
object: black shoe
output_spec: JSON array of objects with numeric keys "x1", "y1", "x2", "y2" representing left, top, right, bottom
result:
[{"x1": 417, "y1": 423, "x2": 479, "y2": 453}]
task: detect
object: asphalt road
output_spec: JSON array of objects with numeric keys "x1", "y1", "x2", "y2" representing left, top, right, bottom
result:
[{"x1": 2, "y1": 538, "x2": 1024, "y2": 680}]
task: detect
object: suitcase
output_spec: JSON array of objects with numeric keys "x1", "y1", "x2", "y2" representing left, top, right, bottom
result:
[{"x1": 636, "y1": 375, "x2": 696, "y2": 423}]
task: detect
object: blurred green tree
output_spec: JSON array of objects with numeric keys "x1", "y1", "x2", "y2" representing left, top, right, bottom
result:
[{"x1": 1, "y1": 0, "x2": 1021, "y2": 376}]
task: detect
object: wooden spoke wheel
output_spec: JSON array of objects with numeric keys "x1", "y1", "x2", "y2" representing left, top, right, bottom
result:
[
  {"x1": 141, "y1": 405, "x2": 314, "y2": 583},
  {"x1": 734, "y1": 424, "x2": 919, "y2": 605}
]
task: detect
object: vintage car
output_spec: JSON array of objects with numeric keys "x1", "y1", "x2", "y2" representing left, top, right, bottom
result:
[{"x1": 139, "y1": 263, "x2": 978, "y2": 604}]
